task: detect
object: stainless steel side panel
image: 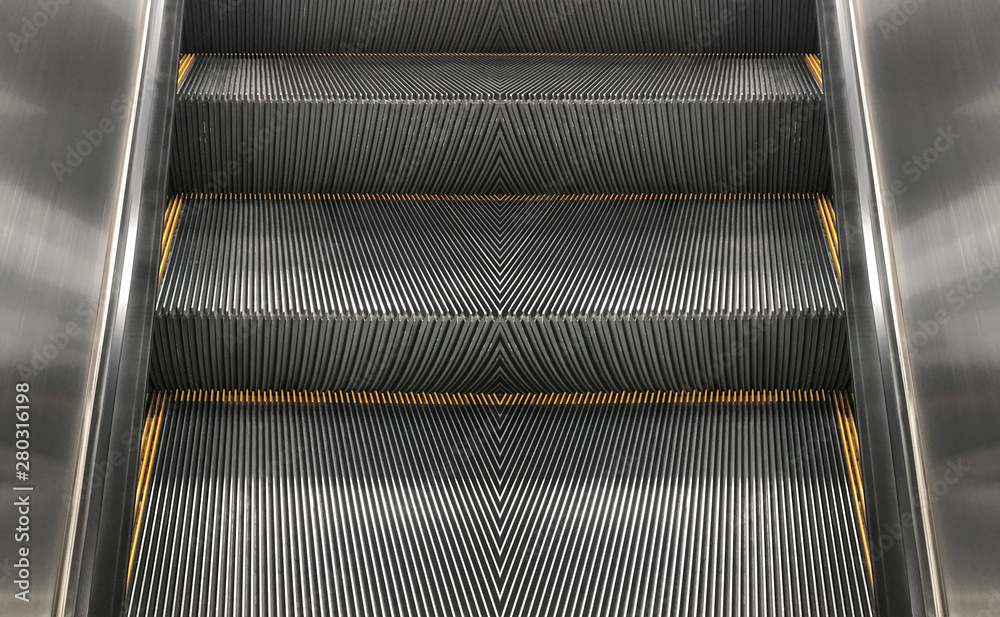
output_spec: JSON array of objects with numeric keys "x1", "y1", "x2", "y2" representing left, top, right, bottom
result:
[
  {"x1": 851, "y1": 0, "x2": 1000, "y2": 614},
  {"x1": 0, "y1": 0, "x2": 150, "y2": 614}
]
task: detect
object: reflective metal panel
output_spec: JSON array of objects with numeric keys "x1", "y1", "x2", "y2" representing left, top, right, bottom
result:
[
  {"x1": 0, "y1": 0, "x2": 150, "y2": 615},
  {"x1": 817, "y1": 1, "x2": 936, "y2": 614},
  {"x1": 851, "y1": 0, "x2": 1000, "y2": 614}
]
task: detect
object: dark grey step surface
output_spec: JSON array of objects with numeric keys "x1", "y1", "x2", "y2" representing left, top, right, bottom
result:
[
  {"x1": 171, "y1": 54, "x2": 829, "y2": 195},
  {"x1": 127, "y1": 392, "x2": 873, "y2": 617},
  {"x1": 150, "y1": 195, "x2": 848, "y2": 393}
]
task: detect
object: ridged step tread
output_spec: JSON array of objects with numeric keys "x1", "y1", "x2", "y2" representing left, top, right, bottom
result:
[
  {"x1": 150, "y1": 194, "x2": 849, "y2": 393},
  {"x1": 127, "y1": 390, "x2": 873, "y2": 617},
  {"x1": 171, "y1": 54, "x2": 828, "y2": 195},
  {"x1": 183, "y1": 0, "x2": 819, "y2": 54}
]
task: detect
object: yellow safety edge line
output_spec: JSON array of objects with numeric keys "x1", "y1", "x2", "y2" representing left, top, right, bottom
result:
[
  {"x1": 177, "y1": 54, "x2": 195, "y2": 89},
  {"x1": 188, "y1": 52, "x2": 820, "y2": 58},
  {"x1": 805, "y1": 54, "x2": 823, "y2": 89},
  {"x1": 177, "y1": 192, "x2": 826, "y2": 202},
  {"x1": 148, "y1": 389, "x2": 852, "y2": 406},
  {"x1": 817, "y1": 196, "x2": 842, "y2": 287},
  {"x1": 127, "y1": 392, "x2": 167, "y2": 588},
  {"x1": 158, "y1": 196, "x2": 183, "y2": 288},
  {"x1": 132, "y1": 398, "x2": 156, "y2": 520},
  {"x1": 835, "y1": 392, "x2": 874, "y2": 589}
]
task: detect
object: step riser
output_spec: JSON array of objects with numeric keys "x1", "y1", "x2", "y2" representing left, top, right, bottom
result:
[
  {"x1": 151, "y1": 314, "x2": 850, "y2": 391},
  {"x1": 183, "y1": 0, "x2": 818, "y2": 54}
]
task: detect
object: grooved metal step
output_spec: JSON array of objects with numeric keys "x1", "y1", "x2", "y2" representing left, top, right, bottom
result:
[
  {"x1": 150, "y1": 194, "x2": 849, "y2": 393},
  {"x1": 171, "y1": 54, "x2": 829, "y2": 195},
  {"x1": 127, "y1": 391, "x2": 873, "y2": 617},
  {"x1": 182, "y1": 0, "x2": 819, "y2": 54}
]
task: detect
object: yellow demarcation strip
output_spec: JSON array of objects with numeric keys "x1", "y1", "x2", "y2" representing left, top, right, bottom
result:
[
  {"x1": 149, "y1": 389, "x2": 850, "y2": 407},
  {"x1": 817, "y1": 196, "x2": 842, "y2": 287},
  {"x1": 156, "y1": 390, "x2": 503, "y2": 406},
  {"x1": 180, "y1": 53, "x2": 822, "y2": 90},
  {"x1": 127, "y1": 392, "x2": 167, "y2": 588},
  {"x1": 179, "y1": 192, "x2": 824, "y2": 202},
  {"x1": 834, "y1": 392, "x2": 874, "y2": 589},
  {"x1": 805, "y1": 54, "x2": 823, "y2": 89},
  {"x1": 158, "y1": 196, "x2": 183, "y2": 288},
  {"x1": 194, "y1": 52, "x2": 812, "y2": 58},
  {"x1": 133, "y1": 400, "x2": 156, "y2": 521},
  {"x1": 174, "y1": 389, "x2": 877, "y2": 404},
  {"x1": 501, "y1": 389, "x2": 826, "y2": 405},
  {"x1": 177, "y1": 54, "x2": 196, "y2": 89}
]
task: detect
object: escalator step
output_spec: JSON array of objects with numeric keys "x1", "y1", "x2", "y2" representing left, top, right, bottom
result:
[
  {"x1": 150, "y1": 194, "x2": 848, "y2": 393},
  {"x1": 127, "y1": 390, "x2": 873, "y2": 617},
  {"x1": 182, "y1": 0, "x2": 818, "y2": 54},
  {"x1": 171, "y1": 54, "x2": 828, "y2": 195}
]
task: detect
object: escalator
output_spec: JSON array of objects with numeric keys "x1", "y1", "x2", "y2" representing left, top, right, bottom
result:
[{"x1": 126, "y1": 0, "x2": 875, "y2": 614}]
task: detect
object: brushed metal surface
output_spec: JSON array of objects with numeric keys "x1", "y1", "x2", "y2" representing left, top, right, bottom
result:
[
  {"x1": 817, "y1": 0, "x2": 936, "y2": 614},
  {"x1": 851, "y1": 0, "x2": 1000, "y2": 614},
  {"x1": 0, "y1": 0, "x2": 150, "y2": 614}
]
